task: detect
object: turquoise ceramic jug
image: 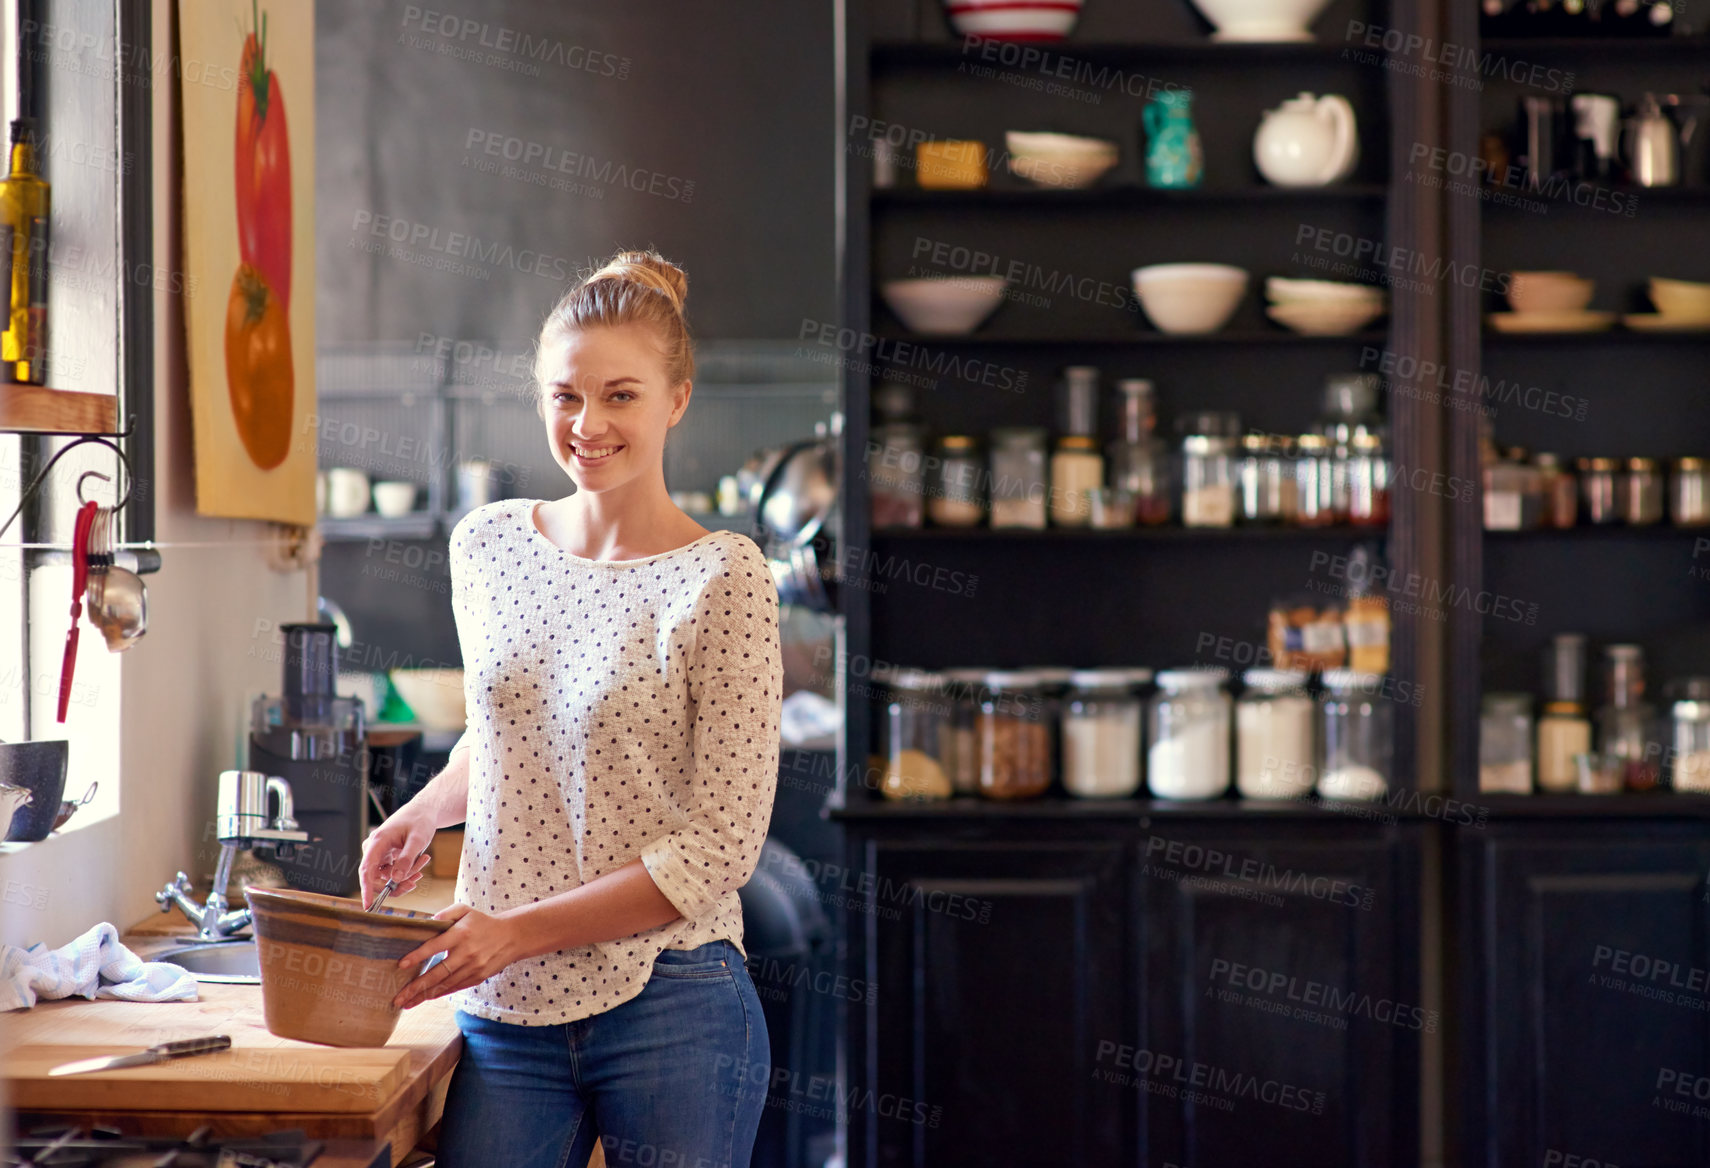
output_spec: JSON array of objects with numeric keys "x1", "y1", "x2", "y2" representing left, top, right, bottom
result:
[{"x1": 1144, "y1": 89, "x2": 1203, "y2": 188}]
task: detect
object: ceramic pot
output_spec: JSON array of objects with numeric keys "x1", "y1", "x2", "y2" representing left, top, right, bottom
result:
[{"x1": 1254, "y1": 93, "x2": 1358, "y2": 186}]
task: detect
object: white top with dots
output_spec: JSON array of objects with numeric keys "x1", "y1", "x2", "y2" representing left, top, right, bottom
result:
[{"x1": 443, "y1": 498, "x2": 783, "y2": 1025}]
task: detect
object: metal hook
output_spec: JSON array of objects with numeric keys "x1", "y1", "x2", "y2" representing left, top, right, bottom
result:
[
  {"x1": 0, "y1": 435, "x2": 134, "y2": 544},
  {"x1": 76, "y1": 470, "x2": 112, "y2": 504}
]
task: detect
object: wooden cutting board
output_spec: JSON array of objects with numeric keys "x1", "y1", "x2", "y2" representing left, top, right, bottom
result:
[{"x1": 4, "y1": 1044, "x2": 411, "y2": 1113}]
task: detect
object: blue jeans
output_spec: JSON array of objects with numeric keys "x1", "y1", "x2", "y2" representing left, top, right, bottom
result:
[{"x1": 437, "y1": 939, "x2": 769, "y2": 1168}]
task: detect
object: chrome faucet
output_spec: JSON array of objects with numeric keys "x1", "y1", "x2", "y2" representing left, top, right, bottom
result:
[{"x1": 157, "y1": 770, "x2": 310, "y2": 941}]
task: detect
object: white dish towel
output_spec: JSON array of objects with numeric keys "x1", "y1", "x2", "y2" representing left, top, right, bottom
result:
[{"x1": 0, "y1": 922, "x2": 198, "y2": 1011}]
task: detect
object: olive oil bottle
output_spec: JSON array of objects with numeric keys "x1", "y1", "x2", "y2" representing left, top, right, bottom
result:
[{"x1": 0, "y1": 118, "x2": 50, "y2": 384}]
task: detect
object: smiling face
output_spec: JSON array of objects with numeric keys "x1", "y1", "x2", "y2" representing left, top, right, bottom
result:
[{"x1": 537, "y1": 322, "x2": 691, "y2": 496}]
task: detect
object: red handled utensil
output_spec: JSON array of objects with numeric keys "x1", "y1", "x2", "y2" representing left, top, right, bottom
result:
[{"x1": 57, "y1": 500, "x2": 98, "y2": 722}]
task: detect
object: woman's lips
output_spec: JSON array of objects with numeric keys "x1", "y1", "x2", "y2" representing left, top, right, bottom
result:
[{"x1": 571, "y1": 443, "x2": 622, "y2": 464}]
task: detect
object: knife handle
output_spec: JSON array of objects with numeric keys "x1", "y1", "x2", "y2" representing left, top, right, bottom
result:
[{"x1": 150, "y1": 1035, "x2": 232, "y2": 1059}]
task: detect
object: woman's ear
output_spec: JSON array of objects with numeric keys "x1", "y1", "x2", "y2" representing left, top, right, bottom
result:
[{"x1": 667, "y1": 380, "x2": 693, "y2": 427}]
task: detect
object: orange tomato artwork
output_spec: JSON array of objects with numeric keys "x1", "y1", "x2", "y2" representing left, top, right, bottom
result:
[{"x1": 225, "y1": 264, "x2": 293, "y2": 471}]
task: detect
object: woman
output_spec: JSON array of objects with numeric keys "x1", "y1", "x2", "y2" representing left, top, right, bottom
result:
[{"x1": 359, "y1": 250, "x2": 783, "y2": 1168}]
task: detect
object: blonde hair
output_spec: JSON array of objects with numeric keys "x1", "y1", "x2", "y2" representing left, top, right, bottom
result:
[{"x1": 533, "y1": 249, "x2": 695, "y2": 396}]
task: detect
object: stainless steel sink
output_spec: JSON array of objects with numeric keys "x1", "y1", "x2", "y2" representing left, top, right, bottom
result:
[{"x1": 151, "y1": 939, "x2": 261, "y2": 984}]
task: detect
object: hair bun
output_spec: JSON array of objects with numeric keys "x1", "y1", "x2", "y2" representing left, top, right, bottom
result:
[{"x1": 588, "y1": 249, "x2": 688, "y2": 314}]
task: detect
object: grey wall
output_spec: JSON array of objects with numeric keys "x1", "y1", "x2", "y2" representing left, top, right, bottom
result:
[{"x1": 315, "y1": 0, "x2": 836, "y2": 345}]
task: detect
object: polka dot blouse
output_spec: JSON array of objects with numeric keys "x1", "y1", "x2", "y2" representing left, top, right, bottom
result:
[{"x1": 442, "y1": 498, "x2": 783, "y2": 1025}]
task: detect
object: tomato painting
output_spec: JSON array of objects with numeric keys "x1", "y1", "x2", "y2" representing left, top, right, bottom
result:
[
  {"x1": 236, "y1": 0, "x2": 291, "y2": 310},
  {"x1": 225, "y1": 264, "x2": 293, "y2": 470}
]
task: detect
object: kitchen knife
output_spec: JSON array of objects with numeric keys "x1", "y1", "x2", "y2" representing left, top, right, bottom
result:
[{"x1": 47, "y1": 1034, "x2": 232, "y2": 1076}]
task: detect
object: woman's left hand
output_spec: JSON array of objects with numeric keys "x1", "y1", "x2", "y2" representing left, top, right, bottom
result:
[{"x1": 393, "y1": 903, "x2": 522, "y2": 1010}]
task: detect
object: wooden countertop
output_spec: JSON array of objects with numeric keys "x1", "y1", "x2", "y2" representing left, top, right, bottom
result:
[{"x1": 4, "y1": 877, "x2": 466, "y2": 1168}]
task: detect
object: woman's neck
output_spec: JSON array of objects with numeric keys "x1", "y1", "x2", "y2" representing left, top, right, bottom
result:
[{"x1": 546, "y1": 474, "x2": 706, "y2": 560}]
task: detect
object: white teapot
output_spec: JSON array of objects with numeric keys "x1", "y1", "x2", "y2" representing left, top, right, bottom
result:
[{"x1": 1253, "y1": 92, "x2": 1358, "y2": 187}]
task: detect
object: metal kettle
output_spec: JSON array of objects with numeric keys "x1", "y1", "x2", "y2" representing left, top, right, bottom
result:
[
  {"x1": 746, "y1": 416, "x2": 842, "y2": 613},
  {"x1": 1626, "y1": 93, "x2": 1678, "y2": 187}
]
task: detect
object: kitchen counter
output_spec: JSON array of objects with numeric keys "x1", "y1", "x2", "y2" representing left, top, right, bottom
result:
[{"x1": 4, "y1": 877, "x2": 466, "y2": 1168}]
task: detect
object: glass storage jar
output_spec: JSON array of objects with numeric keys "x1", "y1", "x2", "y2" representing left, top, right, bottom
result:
[
  {"x1": 1109, "y1": 379, "x2": 1172, "y2": 525},
  {"x1": 1537, "y1": 632, "x2": 1591, "y2": 793},
  {"x1": 1061, "y1": 669, "x2": 1144, "y2": 798},
  {"x1": 1673, "y1": 457, "x2": 1710, "y2": 527},
  {"x1": 1318, "y1": 670, "x2": 1391, "y2": 800},
  {"x1": 1235, "y1": 669, "x2": 1315, "y2": 799},
  {"x1": 1535, "y1": 453, "x2": 1578, "y2": 528},
  {"x1": 989, "y1": 427, "x2": 1048, "y2": 529},
  {"x1": 869, "y1": 422, "x2": 925, "y2": 528},
  {"x1": 1180, "y1": 435, "x2": 1236, "y2": 528},
  {"x1": 928, "y1": 435, "x2": 985, "y2": 527},
  {"x1": 1622, "y1": 457, "x2": 1664, "y2": 526},
  {"x1": 1671, "y1": 680, "x2": 1710, "y2": 793},
  {"x1": 1578, "y1": 457, "x2": 1620, "y2": 525},
  {"x1": 1294, "y1": 434, "x2": 1340, "y2": 527},
  {"x1": 1050, "y1": 435, "x2": 1103, "y2": 527},
  {"x1": 882, "y1": 669, "x2": 952, "y2": 800},
  {"x1": 940, "y1": 668, "x2": 988, "y2": 795},
  {"x1": 1148, "y1": 668, "x2": 1231, "y2": 800},
  {"x1": 1237, "y1": 433, "x2": 1290, "y2": 525},
  {"x1": 1058, "y1": 365, "x2": 1100, "y2": 438},
  {"x1": 978, "y1": 670, "x2": 1052, "y2": 799},
  {"x1": 1346, "y1": 432, "x2": 1390, "y2": 526},
  {"x1": 1479, "y1": 692, "x2": 1534, "y2": 794}
]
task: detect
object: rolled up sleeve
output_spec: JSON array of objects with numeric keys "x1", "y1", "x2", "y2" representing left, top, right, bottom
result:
[{"x1": 641, "y1": 542, "x2": 783, "y2": 923}]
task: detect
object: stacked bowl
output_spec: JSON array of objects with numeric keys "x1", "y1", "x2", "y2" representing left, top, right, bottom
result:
[{"x1": 1265, "y1": 277, "x2": 1388, "y2": 335}]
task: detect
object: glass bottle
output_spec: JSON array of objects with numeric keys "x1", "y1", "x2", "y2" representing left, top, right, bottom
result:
[
  {"x1": 1108, "y1": 379, "x2": 1171, "y2": 525},
  {"x1": 1597, "y1": 644, "x2": 1658, "y2": 792},
  {"x1": 1236, "y1": 433, "x2": 1288, "y2": 525},
  {"x1": 1, "y1": 118, "x2": 50, "y2": 384},
  {"x1": 989, "y1": 427, "x2": 1049, "y2": 529},
  {"x1": 1536, "y1": 632, "x2": 1591, "y2": 793},
  {"x1": 1050, "y1": 435, "x2": 1103, "y2": 527},
  {"x1": 1346, "y1": 431, "x2": 1390, "y2": 527},
  {"x1": 1670, "y1": 678, "x2": 1710, "y2": 793},
  {"x1": 928, "y1": 434, "x2": 985, "y2": 527},
  {"x1": 1059, "y1": 365, "x2": 1099, "y2": 438},
  {"x1": 1295, "y1": 434, "x2": 1340, "y2": 527}
]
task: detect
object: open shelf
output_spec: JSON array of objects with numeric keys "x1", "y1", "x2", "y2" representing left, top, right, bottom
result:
[
  {"x1": 873, "y1": 524, "x2": 1386, "y2": 540},
  {"x1": 873, "y1": 185, "x2": 1390, "y2": 207},
  {"x1": 872, "y1": 40, "x2": 1393, "y2": 68},
  {"x1": 0, "y1": 386, "x2": 119, "y2": 435},
  {"x1": 873, "y1": 330, "x2": 1393, "y2": 346}
]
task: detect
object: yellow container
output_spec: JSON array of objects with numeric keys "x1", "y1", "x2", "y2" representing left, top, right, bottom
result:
[{"x1": 916, "y1": 140, "x2": 987, "y2": 189}]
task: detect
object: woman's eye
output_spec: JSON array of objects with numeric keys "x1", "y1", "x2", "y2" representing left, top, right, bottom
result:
[{"x1": 610, "y1": 392, "x2": 634, "y2": 402}]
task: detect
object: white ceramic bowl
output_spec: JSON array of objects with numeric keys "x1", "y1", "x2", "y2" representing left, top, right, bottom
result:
[
  {"x1": 1189, "y1": 0, "x2": 1332, "y2": 40},
  {"x1": 1650, "y1": 277, "x2": 1710, "y2": 320},
  {"x1": 943, "y1": 0, "x2": 1083, "y2": 39},
  {"x1": 1507, "y1": 271, "x2": 1594, "y2": 315},
  {"x1": 1266, "y1": 301, "x2": 1387, "y2": 336},
  {"x1": 1265, "y1": 277, "x2": 1388, "y2": 306},
  {"x1": 372, "y1": 481, "x2": 418, "y2": 517},
  {"x1": 881, "y1": 277, "x2": 1008, "y2": 335},
  {"x1": 387, "y1": 669, "x2": 467, "y2": 731},
  {"x1": 1004, "y1": 132, "x2": 1120, "y2": 189},
  {"x1": 1131, "y1": 264, "x2": 1249, "y2": 335}
]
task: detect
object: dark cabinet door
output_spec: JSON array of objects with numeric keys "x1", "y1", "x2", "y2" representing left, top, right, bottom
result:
[
  {"x1": 1462, "y1": 823, "x2": 1710, "y2": 1168},
  {"x1": 849, "y1": 831, "x2": 1131, "y2": 1168},
  {"x1": 1137, "y1": 822, "x2": 1422, "y2": 1168}
]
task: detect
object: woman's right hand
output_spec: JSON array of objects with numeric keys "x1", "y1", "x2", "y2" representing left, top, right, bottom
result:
[{"x1": 358, "y1": 802, "x2": 438, "y2": 909}]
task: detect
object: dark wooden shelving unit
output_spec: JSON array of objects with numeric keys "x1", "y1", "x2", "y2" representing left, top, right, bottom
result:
[
  {"x1": 872, "y1": 522, "x2": 1386, "y2": 539},
  {"x1": 1446, "y1": 16, "x2": 1710, "y2": 1168},
  {"x1": 872, "y1": 328, "x2": 1394, "y2": 345},
  {"x1": 873, "y1": 184, "x2": 1390, "y2": 205}
]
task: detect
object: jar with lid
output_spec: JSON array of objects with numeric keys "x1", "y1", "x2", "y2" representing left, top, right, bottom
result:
[
  {"x1": 869, "y1": 422, "x2": 925, "y2": 528},
  {"x1": 1536, "y1": 632, "x2": 1591, "y2": 793},
  {"x1": 989, "y1": 427, "x2": 1049, "y2": 529},
  {"x1": 1622, "y1": 457, "x2": 1664, "y2": 525},
  {"x1": 1346, "y1": 432, "x2": 1390, "y2": 527},
  {"x1": 1180, "y1": 434, "x2": 1236, "y2": 528},
  {"x1": 928, "y1": 435, "x2": 985, "y2": 527},
  {"x1": 1237, "y1": 433, "x2": 1290, "y2": 525},
  {"x1": 938, "y1": 668, "x2": 988, "y2": 795},
  {"x1": 1670, "y1": 678, "x2": 1710, "y2": 793},
  {"x1": 1294, "y1": 434, "x2": 1341, "y2": 527},
  {"x1": 882, "y1": 669, "x2": 952, "y2": 800},
  {"x1": 1318, "y1": 670, "x2": 1391, "y2": 800},
  {"x1": 1109, "y1": 379, "x2": 1172, "y2": 525},
  {"x1": 1050, "y1": 435, "x2": 1103, "y2": 527},
  {"x1": 1479, "y1": 693, "x2": 1534, "y2": 794},
  {"x1": 978, "y1": 670, "x2": 1052, "y2": 799},
  {"x1": 1484, "y1": 453, "x2": 1542, "y2": 530},
  {"x1": 1672, "y1": 457, "x2": 1710, "y2": 527},
  {"x1": 1236, "y1": 669, "x2": 1314, "y2": 798},
  {"x1": 1062, "y1": 668, "x2": 1146, "y2": 798},
  {"x1": 1319, "y1": 372, "x2": 1382, "y2": 447},
  {"x1": 1534, "y1": 453, "x2": 1578, "y2": 528},
  {"x1": 1597, "y1": 643, "x2": 1658, "y2": 791},
  {"x1": 1148, "y1": 668, "x2": 1231, "y2": 799},
  {"x1": 1578, "y1": 457, "x2": 1621, "y2": 525}
]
